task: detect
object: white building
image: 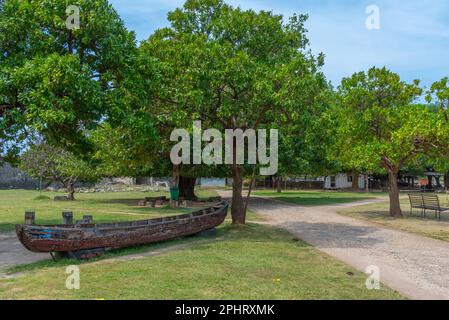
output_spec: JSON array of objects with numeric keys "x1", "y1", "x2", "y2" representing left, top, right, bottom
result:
[
  {"x1": 198, "y1": 178, "x2": 227, "y2": 187},
  {"x1": 324, "y1": 173, "x2": 365, "y2": 189}
]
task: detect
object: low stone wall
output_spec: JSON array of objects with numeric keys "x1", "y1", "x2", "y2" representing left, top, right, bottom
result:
[{"x1": 0, "y1": 164, "x2": 39, "y2": 189}]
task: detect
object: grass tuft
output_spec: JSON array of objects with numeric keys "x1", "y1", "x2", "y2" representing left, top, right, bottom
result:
[{"x1": 33, "y1": 195, "x2": 51, "y2": 201}]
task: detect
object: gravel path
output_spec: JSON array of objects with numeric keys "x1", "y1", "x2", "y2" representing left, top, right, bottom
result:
[
  {"x1": 0, "y1": 233, "x2": 48, "y2": 271},
  {"x1": 217, "y1": 191, "x2": 449, "y2": 300}
]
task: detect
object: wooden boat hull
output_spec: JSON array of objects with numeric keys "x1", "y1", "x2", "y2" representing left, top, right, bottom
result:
[{"x1": 16, "y1": 201, "x2": 228, "y2": 254}]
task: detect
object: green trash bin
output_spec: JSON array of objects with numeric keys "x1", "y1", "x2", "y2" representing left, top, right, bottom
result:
[{"x1": 170, "y1": 187, "x2": 180, "y2": 201}]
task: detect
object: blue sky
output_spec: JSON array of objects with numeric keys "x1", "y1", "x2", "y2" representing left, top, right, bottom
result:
[{"x1": 109, "y1": 0, "x2": 449, "y2": 89}]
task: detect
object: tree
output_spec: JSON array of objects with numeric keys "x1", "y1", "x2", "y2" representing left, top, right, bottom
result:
[
  {"x1": 426, "y1": 78, "x2": 449, "y2": 190},
  {"x1": 20, "y1": 143, "x2": 99, "y2": 200},
  {"x1": 333, "y1": 67, "x2": 436, "y2": 217},
  {"x1": 0, "y1": 0, "x2": 136, "y2": 159},
  {"x1": 141, "y1": 0, "x2": 328, "y2": 224}
]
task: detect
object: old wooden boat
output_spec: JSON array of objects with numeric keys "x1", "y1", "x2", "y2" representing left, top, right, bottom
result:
[{"x1": 16, "y1": 201, "x2": 228, "y2": 259}]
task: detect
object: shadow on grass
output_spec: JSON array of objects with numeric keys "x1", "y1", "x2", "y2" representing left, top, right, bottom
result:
[
  {"x1": 352, "y1": 209, "x2": 449, "y2": 222},
  {"x1": 75, "y1": 197, "x2": 206, "y2": 214},
  {"x1": 272, "y1": 196, "x2": 375, "y2": 206},
  {"x1": 88, "y1": 198, "x2": 146, "y2": 205}
]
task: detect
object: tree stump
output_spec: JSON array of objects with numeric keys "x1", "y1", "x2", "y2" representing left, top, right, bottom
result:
[
  {"x1": 62, "y1": 211, "x2": 73, "y2": 225},
  {"x1": 25, "y1": 211, "x2": 35, "y2": 225}
]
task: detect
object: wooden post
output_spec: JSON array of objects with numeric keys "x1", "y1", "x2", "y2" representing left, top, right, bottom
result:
[
  {"x1": 62, "y1": 211, "x2": 73, "y2": 225},
  {"x1": 83, "y1": 215, "x2": 93, "y2": 223},
  {"x1": 25, "y1": 211, "x2": 35, "y2": 225}
]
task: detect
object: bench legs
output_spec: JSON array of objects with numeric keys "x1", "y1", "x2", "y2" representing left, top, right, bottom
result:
[
  {"x1": 410, "y1": 207, "x2": 424, "y2": 217},
  {"x1": 420, "y1": 208, "x2": 442, "y2": 220},
  {"x1": 423, "y1": 208, "x2": 441, "y2": 220}
]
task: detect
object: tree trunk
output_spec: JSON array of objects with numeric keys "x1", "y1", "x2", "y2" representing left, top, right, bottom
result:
[
  {"x1": 67, "y1": 184, "x2": 76, "y2": 201},
  {"x1": 179, "y1": 176, "x2": 198, "y2": 201},
  {"x1": 427, "y1": 175, "x2": 433, "y2": 189},
  {"x1": 352, "y1": 171, "x2": 360, "y2": 190},
  {"x1": 364, "y1": 174, "x2": 369, "y2": 193},
  {"x1": 172, "y1": 165, "x2": 180, "y2": 187},
  {"x1": 435, "y1": 176, "x2": 442, "y2": 188},
  {"x1": 231, "y1": 165, "x2": 245, "y2": 224},
  {"x1": 276, "y1": 176, "x2": 282, "y2": 193},
  {"x1": 387, "y1": 168, "x2": 402, "y2": 217},
  {"x1": 445, "y1": 171, "x2": 449, "y2": 192}
]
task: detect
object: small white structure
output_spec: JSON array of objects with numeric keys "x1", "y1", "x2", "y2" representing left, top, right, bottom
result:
[
  {"x1": 198, "y1": 178, "x2": 227, "y2": 187},
  {"x1": 324, "y1": 174, "x2": 365, "y2": 189}
]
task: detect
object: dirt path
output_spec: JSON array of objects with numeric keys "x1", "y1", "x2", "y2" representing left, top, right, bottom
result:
[
  {"x1": 217, "y1": 190, "x2": 449, "y2": 300},
  {"x1": 0, "y1": 233, "x2": 49, "y2": 271}
]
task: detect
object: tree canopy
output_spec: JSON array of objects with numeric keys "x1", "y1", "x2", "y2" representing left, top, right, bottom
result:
[
  {"x1": 2, "y1": 0, "x2": 448, "y2": 223},
  {"x1": 138, "y1": 0, "x2": 329, "y2": 223},
  {"x1": 0, "y1": 0, "x2": 137, "y2": 161},
  {"x1": 331, "y1": 67, "x2": 438, "y2": 216}
]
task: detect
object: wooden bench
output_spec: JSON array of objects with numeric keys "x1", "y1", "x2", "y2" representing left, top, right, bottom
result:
[
  {"x1": 145, "y1": 196, "x2": 167, "y2": 207},
  {"x1": 408, "y1": 193, "x2": 449, "y2": 220}
]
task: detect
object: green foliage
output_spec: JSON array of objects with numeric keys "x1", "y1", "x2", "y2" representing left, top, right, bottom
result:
[
  {"x1": 90, "y1": 0, "x2": 331, "y2": 201},
  {"x1": 425, "y1": 77, "x2": 449, "y2": 168},
  {"x1": 33, "y1": 195, "x2": 51, "y2": 201},
  {"x1": 144, "y1": 0, "x2": 326, "y2": 132},
  {"x1": 20, "y1": 142, "x2": 99, "y2": 188},
  {"x1": 331, "y1": 67, "x2": 436, "y2": 174},
  {"x1": 0, "y1": 0, "x2": 136, "y2": 159},
  {"x1": 327, "y1": 67, "x2": 441, "y2": 215}
]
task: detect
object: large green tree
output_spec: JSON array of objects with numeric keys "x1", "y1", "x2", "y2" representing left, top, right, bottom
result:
[
  {"x1": 0, "y1": 0, "x2": 136, "y2": 160},
  {"x1": 141, "y1": 0, "x2": 328, "y2": 224},
  {"x1": 333, "y1": 67, "x2": 437, "y2": 217},
  {"x1": 426, "y1": 78, "x2": 449, "y2": 189}
]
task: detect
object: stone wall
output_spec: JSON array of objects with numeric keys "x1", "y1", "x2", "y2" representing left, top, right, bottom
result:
[{"x1": 0, "y1": 163, "x2": 40, "y2": 189}]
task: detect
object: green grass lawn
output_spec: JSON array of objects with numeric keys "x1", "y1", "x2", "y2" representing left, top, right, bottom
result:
[
  {"x1": 0, "y1": 222, "x2": 403, "y2": 300},
  {"x1": 0, "y1": 189, "x2": 218, "y2": 233},
  {"x1": 252, "y1": 190, "x2": 381, "y2": 206},
  {"x1": 338, "y1": 195, "x2": 449, "y2": 242}
]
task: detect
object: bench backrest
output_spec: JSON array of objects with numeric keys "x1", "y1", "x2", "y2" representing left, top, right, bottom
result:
[
  {"x1": 408, "y1": 193, "x2": 423, "y2": 207},
  {"x1": 422, "y1": 193, "x2": 440, "y2": 208}
]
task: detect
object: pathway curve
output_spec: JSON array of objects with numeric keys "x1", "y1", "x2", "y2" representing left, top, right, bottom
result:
[{"x1": 217, "y1": 190, "x2": 449, "y2": 300}]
